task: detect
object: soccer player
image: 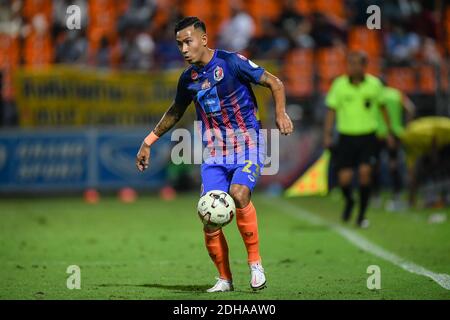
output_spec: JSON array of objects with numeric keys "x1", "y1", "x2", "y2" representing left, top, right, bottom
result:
[
  {"x1": 135, "y1": 17, "x2": 293, "y2": 292},
  {"x1": 323, "y1": 51, "x2": 394, "y2": 228},
  {"x1": 373, "y1": 85, "x2": 415, "y2": 211}
]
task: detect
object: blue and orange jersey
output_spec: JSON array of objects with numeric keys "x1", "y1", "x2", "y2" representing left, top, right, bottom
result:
[{"x1": 174, "y1": 49, "x2": 265, "y2": 158}]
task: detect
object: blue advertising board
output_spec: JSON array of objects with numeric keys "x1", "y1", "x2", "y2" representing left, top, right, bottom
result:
[{"x1": 0, "y1": 128, "x2": 172, "y2": 192}]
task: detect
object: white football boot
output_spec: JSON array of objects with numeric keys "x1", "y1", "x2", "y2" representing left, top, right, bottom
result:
[
  {"x1": 206, "y1": 277, "x2": 234, "y2": 293},
  {"x1": 250, "y1": 262, "x2": 267, "y2": 290}
]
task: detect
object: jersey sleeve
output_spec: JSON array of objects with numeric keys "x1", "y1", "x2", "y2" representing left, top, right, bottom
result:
[
  {"x1": 229, "y1": 53, "x2": 265, "y2": 84},
  {"x1": 174, "y1": 71, "x2": 193, "y2": 106},
  {"x1": 325, "y1": 78, "x2": 340, "y2": 110}
]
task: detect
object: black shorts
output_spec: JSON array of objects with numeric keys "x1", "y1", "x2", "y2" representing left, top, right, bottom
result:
[{"x1": 335, "y1": 133, "x2": 378, "y2": 170}]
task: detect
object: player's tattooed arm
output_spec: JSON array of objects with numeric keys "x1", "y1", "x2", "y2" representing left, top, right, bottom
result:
[
  {"x1": 152, "y1": 101, "x2": 189, "y2": 137},
  {"x1": 258, "y1": 71, "x2": 294, "y2": 135},
  {"x1": 136, "y1": 101, "x2": 188, "y2": 172}
]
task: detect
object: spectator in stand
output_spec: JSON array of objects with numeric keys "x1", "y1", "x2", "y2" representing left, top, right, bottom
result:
[
  {"x1": 385, "y1": 21, "x2": 420, "y2": 66},
  {"x1": 421, "y1": 37, "x2": 442, "y2": 65},
  {"x1": 55, "y1": 30, "x2": 88, "y2": 64},
  {"x1": 217, "y1": 2, "x2": 255, "y2": 52},
  {"x1": 275, "y1": 0, "x2": 305, "y2": 48},
  {"x1": 117, "y1": 0, "x2": 157, "y2": 33},
  {"x1": 248, "y1": 18, "x2": 287, "y2": 60},
  {"x1": 120, "y1": 30, "x2": 155, "y2": 70},
  {"x1": 407, "y1": 0, "x2": 438, "y2": 39},
  {"x1": 0, "y1": 0, "x2": 23, "y2": 36},
  {"x1": 310, "y1": 12, "x2": 346, "y2": 48},
  {"x1": 94, "y1": 36, "x2": 112, "y2": 68},
  {"x1": 154, "y1": 24, "x2": 184, "y2": 69},
  {"x1": 292, "y1": 17, "x2": 314, "y2": 49}
]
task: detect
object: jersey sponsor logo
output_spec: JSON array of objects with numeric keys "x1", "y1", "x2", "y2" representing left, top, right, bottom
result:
[
  {"x1": 191, "y1": 69, "x2": 199, "y2": 80},
  {"x1": 214, "y1": 66, "x2": 224, "y2": 82},
  {"x1": 237, "y1": 53, "x2": 247, "y2": 60},
  {"x1": 249, "y1": 60, "x2": 259, "y2": 69},
  {"x1": 248, "y1": 174, "x2": 256, "y2": 182},
  {"x1": 197, "y1": 86, "x2": 221, "y2": 114}
]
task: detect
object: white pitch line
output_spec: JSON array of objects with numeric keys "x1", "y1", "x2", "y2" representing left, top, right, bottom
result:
[{"x1": 262, "y1": 198, "x2": 450, "y2": 291}]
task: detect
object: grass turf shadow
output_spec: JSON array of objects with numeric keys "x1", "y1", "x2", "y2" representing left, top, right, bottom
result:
[{"x1": 98, "y1": 283, "x2": 210, "y2": 292}]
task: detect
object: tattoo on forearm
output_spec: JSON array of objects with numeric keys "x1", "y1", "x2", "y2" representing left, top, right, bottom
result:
[{"x1": 153, "y1": 103, "x2": 187, "y2": 137}]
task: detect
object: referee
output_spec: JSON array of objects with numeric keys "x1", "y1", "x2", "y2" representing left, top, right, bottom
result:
[
  {"x1": 373, "y1": 84, "x2": 415, "y2": 211},
  {"x1": 323, "y1": 51, "x2": 394, "y2": 228}
]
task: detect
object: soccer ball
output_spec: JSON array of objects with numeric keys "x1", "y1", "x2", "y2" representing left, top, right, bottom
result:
[{"x1": 197, "y1": 190, "x2": 236, "y2": 227}]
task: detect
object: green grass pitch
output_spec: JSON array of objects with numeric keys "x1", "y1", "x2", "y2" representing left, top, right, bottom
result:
[{"x1": 1, "y1": 191, "x2": 449, "y2": 300}]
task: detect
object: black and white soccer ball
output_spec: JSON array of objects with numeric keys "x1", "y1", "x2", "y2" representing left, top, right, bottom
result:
[{"x1": 197, "y1": 190, "x2": 236, "y2": 227}]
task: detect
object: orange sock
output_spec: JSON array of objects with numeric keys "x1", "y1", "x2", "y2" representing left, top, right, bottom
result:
[
  {"x1": 236, "y1": 201, "x2": 261, "y2": 264},
  {"x1": 204, "y1": 229, "x2": 232, "y2": 280}
]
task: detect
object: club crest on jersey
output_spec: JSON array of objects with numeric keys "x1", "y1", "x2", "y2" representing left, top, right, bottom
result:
[
  {"x1": 201, "y1": 79, "x2": 211, "y2": 90},
  {"x1": 214, "y1": 66, "x2": 224, "y2": 82},
  {"x1": 191, "y1": 69, "x2": 198, "y2": 80}
]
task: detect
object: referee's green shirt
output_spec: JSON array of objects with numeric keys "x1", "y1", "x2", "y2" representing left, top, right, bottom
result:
[
  {"x1": 376, "y1": 86, "x2": 404, "y2": 138},
  {"x1": 326, "y1": 74, "x2": 385, "y2": 135}
]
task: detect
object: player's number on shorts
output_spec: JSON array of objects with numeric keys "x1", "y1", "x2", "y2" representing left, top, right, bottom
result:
[{"x1": 242, "y1": 160, "x2": 260, "y2": 178}]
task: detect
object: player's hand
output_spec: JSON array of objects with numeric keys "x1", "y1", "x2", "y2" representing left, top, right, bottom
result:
[
  {"x1": 276, "y1": 112, "x2": 294, "y2": 135},
  {"x1": 136, "y1": 142, "x2": 150, "y2": 172}
]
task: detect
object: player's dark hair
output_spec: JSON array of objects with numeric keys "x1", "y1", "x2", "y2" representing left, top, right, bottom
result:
[
  {"x1": 174, "y1": 16, "x2": 206, "y2": 35},
  {"x1": 348, "y1": 50, "x2": 368, "y2": 66}
]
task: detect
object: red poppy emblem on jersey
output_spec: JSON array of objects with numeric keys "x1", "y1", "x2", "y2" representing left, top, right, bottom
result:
[
  {"x1": 191, "y1": 70, "x2": 198, "y2": 80},
  {"x1": 214, "y1": 66, "x2": 224, "y2": 82}
]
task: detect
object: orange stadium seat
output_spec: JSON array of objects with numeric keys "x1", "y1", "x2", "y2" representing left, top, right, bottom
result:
[
  {"x1": 210, "y1": 0, "x2": 232, "y2": 41},
  {"x1": 418, "y1": 65, "x2": 437, "y2": 94},
  {"x1": 296, "y1": 0, "x2": 314, "y2": 15},
  {"x1": 22, "y1": 0, "x2": 52, "y2": 22},
  {"x1": 0, "y1": 34, "x2": 20, "y2": 100},
  {"x1": 24, "y1": 32, "x2": 53, "y2": 66},
  {"x1": 182, "y1": 0, "x2": 213, "y2": 22},
  {"x1": 246, "y1": 0, "x2": 281, "y2": 37},
  {"x1": 88, "y1": 0, "x2": 119, "y2": 40},
  {"x1": 348, "y1": 26, "x2": 382, "y2": 56},
  {"x1": 313, "y1": 0, "x2": 345, "y2": 18},
  {"x1": 181, "y1": 0, "x2": 215, "y2": 41},
  {"x1": 385, "y1": 67, "x2": 416, "y2": 94},
  {"x1": 283, "y1": 49, "x2": 314, "y2": 97},
  {"x1": 316, "y1": 47, "x2": 346, "y2": 93},
  {"x1": 366, "y1": 59, "x2": 381, "y2": 77},
  {"x1": 117, "y1": 0, "x2": 131, "y2": 15},
  {"x1": 0, "y1": 34, "x2": 20, "y2": 68},
  {"x1": 292, "y1": 0, "x2": 346, "y2": 18},
  {"x1": 152, "y1": 0, "x2": 178, "y2": 32}
]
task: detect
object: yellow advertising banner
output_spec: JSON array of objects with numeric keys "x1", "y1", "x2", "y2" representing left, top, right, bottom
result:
[
  {"x1": 14, "y1": 62, "x2": 277, "y2": 126},
  {"x1": 285, "y1": 150, "x2": 331, "y2": 197}
]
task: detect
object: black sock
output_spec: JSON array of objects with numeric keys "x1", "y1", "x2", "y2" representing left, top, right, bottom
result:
[
  {"x1": 341, "y1": 185, "x2": 354, "y2": 222},
  {"x1": 358, "y1": 185, "x2": 371, "y2": 224}
]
